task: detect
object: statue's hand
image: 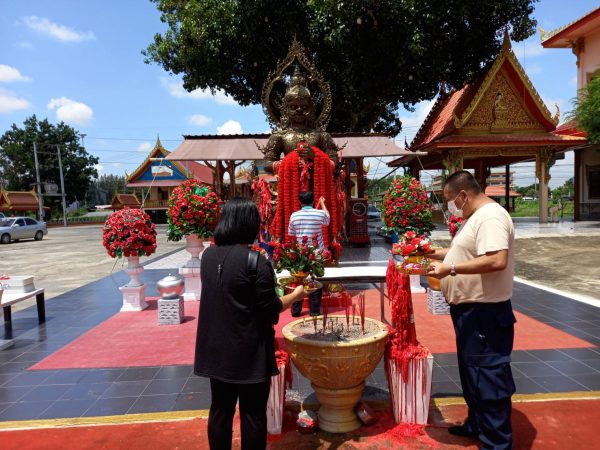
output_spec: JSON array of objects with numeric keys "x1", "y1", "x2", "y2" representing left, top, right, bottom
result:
[{"x1": 297, "y1": 145, "x2": 314, "y2": 160}]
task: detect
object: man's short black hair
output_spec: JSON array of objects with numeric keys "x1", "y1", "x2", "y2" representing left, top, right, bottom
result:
[
  {"x1": 299, "y1": 191, "x2": 314, "y2": 206},
  {"x1": 444, "y1": 170, "x2": 482, "y2": 194},
  {"x1": 214, "y1": 197, "x2": 260, "y2": 245}
]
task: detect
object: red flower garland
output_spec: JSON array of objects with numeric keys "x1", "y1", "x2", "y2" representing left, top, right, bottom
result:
[
  {"x1": 271, "y1": 146, "x2": 340, "y2": 253},
  {"x1": 102, "y1": 208, "x2": 157, "y2": 258},
  {"x1": 251, "y1": 178, "x2": 273, "y2": 241}
]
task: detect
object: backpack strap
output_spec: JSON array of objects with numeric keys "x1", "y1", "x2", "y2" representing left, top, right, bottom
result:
[{"x1": 247, "y1": 249, "x2": 260, "y2": 283}]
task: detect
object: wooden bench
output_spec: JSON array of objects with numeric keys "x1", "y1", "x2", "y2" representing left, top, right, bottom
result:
[{"x1": 1, "y1": 288, "x2": 46, "y2": 337}]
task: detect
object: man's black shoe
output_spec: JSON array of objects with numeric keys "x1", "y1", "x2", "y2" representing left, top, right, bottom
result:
[{"x1": 448, "y1": 425, "x2": 478, "y2": 438}]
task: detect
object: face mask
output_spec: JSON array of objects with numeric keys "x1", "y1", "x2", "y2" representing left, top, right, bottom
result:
[{"x1": 447, "y1": 192, "x2": 464, "y2": 219}]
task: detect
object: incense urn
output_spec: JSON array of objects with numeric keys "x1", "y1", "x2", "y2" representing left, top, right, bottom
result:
[{"x1": 282, "y1": 316, "x2": 388, "y2": 433}]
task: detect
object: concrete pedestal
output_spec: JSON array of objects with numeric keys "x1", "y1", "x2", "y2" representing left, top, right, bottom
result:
[
  {"x1": 409, "y1": 274, "x2": 426, "y2": 294},
  {"x1": 158, "y1": 296, "x2": 184, "y2": 325},
  {"x1": 119, "y1": 284, "x2": 148, "y2": 311},
  {"x1": 179, "y1": 267, "x2": 201, "y2": 301}
]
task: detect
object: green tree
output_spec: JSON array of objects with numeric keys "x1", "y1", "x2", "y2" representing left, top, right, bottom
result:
[
  {"x1": 551, "y1": 177, "x2": 574, "y2": 201},
  {"x1": 569, "y1": 76, "x2": 600, "y2": 143},
  {"x1": 0, "y1": 115, "x2": 99, "y2": 216},
  {"x1": 144, "y1": 0, "x2": 537, "y2": 135},
  {"x1": 86, "y1": 174, "x2": 132, "y2": 207}
]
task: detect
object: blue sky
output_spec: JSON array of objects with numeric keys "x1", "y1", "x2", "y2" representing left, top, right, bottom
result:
[{"x1": 1, "y1": 0, "x2": 598, "y2": 188}]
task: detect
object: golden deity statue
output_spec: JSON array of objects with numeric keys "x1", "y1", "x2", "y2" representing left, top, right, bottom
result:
[{"x1": 261, "y1": 40, "x2": 340, "y2": 174}]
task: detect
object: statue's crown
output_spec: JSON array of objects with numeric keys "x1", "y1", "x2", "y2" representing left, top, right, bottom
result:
[{"x1": 285, "y1": 65, "x2": 311, "y2": 99}]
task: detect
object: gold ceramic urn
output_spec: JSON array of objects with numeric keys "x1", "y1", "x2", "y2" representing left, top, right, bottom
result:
[{"x1": 282, "y1": 316, "x2": 388, "y2": 433}]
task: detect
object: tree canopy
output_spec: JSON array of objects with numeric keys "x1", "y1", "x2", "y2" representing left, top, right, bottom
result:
[
  {"x1": 0, "y1": 115, "x2": 99, "y2": 215},
  {"x1": 144, "y1": 0, "x2": 538, "y2": 135},
  {"x1": 570, "y1": 76, "x2": 600, "y2": 144}
]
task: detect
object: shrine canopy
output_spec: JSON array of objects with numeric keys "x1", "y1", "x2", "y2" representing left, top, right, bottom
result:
[
  {"x1": 165, "y1": 133, "x2": 419, "y2": 162},
  {"x1": 110, "y1": 193, "x2": 141, "y2": 210},
  {"x1": 0, "y1": 189, "x2": 47, "y2": 214},
  {"x1": 127, "y1": 137, "x2": 213, "y2": 188},
  {"x1": 388, "y1": 31, "x2": 586, "y2": 173}
]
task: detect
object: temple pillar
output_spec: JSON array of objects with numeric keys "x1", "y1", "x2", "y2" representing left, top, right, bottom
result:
[
  {"x1": 536, "y1": 148, "x2": 556, "y2": 223},
  {"x1": 228, "y1": 160, "x2": 236, "y2": 198},
  {"x1": 356, "y1": 158, "x2": 365, "y2": 198},
  {"x1": 474, "y1": 159, "x2": 488, "y2": 190},
  {"x1": 574, "y1": 149, "x2": 582, "y2": 221},
  {"x1": 442, "y1": 150, "x2": 464, "y2": 175}
]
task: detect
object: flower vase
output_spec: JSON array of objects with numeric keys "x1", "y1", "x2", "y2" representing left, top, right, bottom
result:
[
  {"x1": 119, "y1": 255, "x2": 148, "y2": 311},
  {"x1": 179, "y1": 234, "x2": 206, "y2": 301}
]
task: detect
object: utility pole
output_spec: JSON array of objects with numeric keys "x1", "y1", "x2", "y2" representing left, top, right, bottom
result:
[
  {"x1": 56, "y1": 145, "x2": 68, "y2": 227},
  {"x1": 33, "y1": 142, "x2": 44, "y2": 221}
]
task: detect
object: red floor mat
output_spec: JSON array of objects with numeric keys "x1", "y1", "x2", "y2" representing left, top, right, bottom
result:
[
  {"x1": 1, "y1": 399, "x2": 598, "y2": 449},
  {"x1": 31, "y1": 290, "x2": 593, "y2": 371}
]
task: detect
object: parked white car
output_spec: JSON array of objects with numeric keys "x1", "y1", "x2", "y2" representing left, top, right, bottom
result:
[{"x1": 0, "y1": 216, "x2": 48, "y2": 244}]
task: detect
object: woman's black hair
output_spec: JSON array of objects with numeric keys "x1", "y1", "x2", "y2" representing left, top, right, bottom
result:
[{"x1": 213, "y1": 197, "x2": 260, "y2": 246}]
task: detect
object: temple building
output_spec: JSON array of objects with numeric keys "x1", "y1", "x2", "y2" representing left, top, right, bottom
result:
[
  {"x1": 125, "y1": 137, "x2": 213, "y2": 223},
  {"x1": 0, "y1": 189, "x2": 47, "y2": 218},
  {"x1": 542, "y1": 6, "x2": 600, "y2": 220},
  {"x1": 389, "y1": 31, "x2": 586, "y2": 223}
]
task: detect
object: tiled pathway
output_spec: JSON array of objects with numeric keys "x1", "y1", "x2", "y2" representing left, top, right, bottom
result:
[{"x1": 1, "y1": 240, "x2": 599, "y2": 422}]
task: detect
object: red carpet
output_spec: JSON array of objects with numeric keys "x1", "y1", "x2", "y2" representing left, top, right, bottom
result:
[
  {"x1": 31, "y1": 291, "x2": 593, "y2": 371},
  {"x1": 1, "y1": 399, "x2": 599, "y2": 449}
]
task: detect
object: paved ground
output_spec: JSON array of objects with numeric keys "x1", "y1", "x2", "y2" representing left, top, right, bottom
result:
[{"x1": 2, "y1": 218, "x2": 598, "y2": 312}]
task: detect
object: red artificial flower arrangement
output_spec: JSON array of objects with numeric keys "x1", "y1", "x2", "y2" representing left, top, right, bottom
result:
[
  {"x1": 250, "y1": 243, "x2": 267, "y2": 257},
  {"x1": 166, "y1": 179, "x2": 222, "y2": 241},
  {"x1": 391, "y1": 231, "x2": 433, "y2": 257},
  {"x1": 381, "y1": 176, "x2": 434, "y2": 236},
  {"x1": 271, "y1": 236, "x2": 331, "y2": 278},
  {"x1": 449, "y1": 215, "x2": 465, "y2": 239},
  {"x1": 102, "y1": 208, "x2": 157, "y2": 258}
]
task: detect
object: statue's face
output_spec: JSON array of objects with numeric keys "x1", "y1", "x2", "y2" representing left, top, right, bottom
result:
[{"x1": 285, "y1": 96, "x2": 312, "y2": 123}]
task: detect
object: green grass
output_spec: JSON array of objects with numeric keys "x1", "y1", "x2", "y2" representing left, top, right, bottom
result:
[{"x1": 510, "y1": 199, "x2": 574, "y2": 218}]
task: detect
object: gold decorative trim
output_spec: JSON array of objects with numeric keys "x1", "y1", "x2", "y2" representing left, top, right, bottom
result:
[
  {"x1": 261, "y1": 39, "x2": 332, "y2": 130},
  {"x1": 0, "y1": 410, "x2": 210, "y2": 431},
  {"x1": 455, "y1": 30, "x2": 558, "y2": 130},
  {"x1": 540, "y1": 6, "x2": 600, "y2": 43},
  {"x1": 434, "y1": 390, "x2": 600, "y2": 408}
]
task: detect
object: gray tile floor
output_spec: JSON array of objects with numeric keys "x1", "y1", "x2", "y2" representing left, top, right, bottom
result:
[{"x1": 1, "y1": 236, "x2": 599, "y2": 422}]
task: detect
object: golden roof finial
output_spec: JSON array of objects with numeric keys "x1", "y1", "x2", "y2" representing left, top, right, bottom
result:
[
  {"x1": 539, "y1": 26, "x2": 547, "y2": 41},
  {"x1": 501, "y1": 28, "x2": 511, "y2": 52},
  {"x1": 155, "y1": 134, "x2": 163, "y2": 149}
]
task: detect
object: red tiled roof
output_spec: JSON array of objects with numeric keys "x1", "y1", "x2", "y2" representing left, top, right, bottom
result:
[
  {"x1": 485, "y1": 186, "x2": 521, "y2": 198},
  {"x1": 111, "y1": 194, "x2": 141, "y2": 209},
  {"x1": 553, "y1": 120, "x2": 587, "y2": 138},
  {"x1": 542, "y1": 7, "x2": 600, "y2": 48},
  {"x1": 186, "y1": 161, "x2": 214, "y2": 184},
  {"x1": 410, "y1": 79, "x2": 483, "y2": 150},
  {"x1": 0, "y1": 189, "x2": 40, "y2": 210}
]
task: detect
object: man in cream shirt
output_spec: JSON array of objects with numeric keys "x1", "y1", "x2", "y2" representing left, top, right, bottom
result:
[{"x1": 428, "y1": 170, "x2": 516, "y2": 450}]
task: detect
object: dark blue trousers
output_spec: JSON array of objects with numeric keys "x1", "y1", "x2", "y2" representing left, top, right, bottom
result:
[
  {"x1": 291, "y1": 288, "x2": 322, "y2": 316},
  {"x1": 450, "y1": 300, "x2": 516, "y2": 450}
]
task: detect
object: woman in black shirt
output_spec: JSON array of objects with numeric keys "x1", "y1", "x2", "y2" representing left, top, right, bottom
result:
[{"x1": 194, "y1": 198, "x2": 304, "y2": 450}]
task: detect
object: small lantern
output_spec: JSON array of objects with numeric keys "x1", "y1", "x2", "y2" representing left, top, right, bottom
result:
[{"x1": 157, "y1": 274, "x2": 185, "y2": 325}]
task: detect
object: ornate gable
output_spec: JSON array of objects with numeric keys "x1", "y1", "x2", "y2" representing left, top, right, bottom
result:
[{"x1": 454, "y1": 30, "x2": 559, "y2": 134}]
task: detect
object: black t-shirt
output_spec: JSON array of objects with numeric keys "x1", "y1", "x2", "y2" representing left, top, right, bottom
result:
[{"x1": 194, "y1": 244, "x2": 283, "y2": 383}]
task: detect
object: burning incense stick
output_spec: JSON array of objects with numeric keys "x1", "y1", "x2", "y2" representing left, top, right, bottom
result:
[{"x1": 359, "y1": 292, "x2": 366, "y2": 333}]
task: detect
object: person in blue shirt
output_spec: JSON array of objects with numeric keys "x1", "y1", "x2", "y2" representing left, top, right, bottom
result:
[{"x1": 288, "y1": 191, "x2": 329, "y2": 316}]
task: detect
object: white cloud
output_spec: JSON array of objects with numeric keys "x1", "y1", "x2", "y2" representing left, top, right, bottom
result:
[
  {"x1": 47, "y1": 97, "x2": 93, "y2": 125},
  {"x1": 113, "y1": 162, "x2": 121, "y2": 169},
  {"x1": 0, "y1": 88, "x2": 30, "y2": 113},
  {"x1": 217, "y1": 120, "x2": 243, "y2": 135},
  {"x1": 22, "y1": 16, "x2": 95, "y2": 42},
  {"x1": 0, "y1": 65, "x2": 30, "y2": 83},
  {"x1": 398, "y1": 99, "x2": 436, "y2": 144},
  {"x1": 570, "y1": 75, "x2": 578, "y2": 87},
  {"x1": 512, "y1": 38, "x2": 547, "y2": 60},
  {"x1": 522, "y1": 63, "x2": 543, "y2": 76},
  {"x1": 160, "y1": 78, "x2": 237, "y2": 105},
  {"x1": 15, "y1": 41, "x2": 33, "y2": 49},
  {"x1": 189, "y1": 114, "x2": 212, "y2": 127},
  {"x1": 94, "y1": 163, "x2": 104, "y2": 174},
  {"x1": 137, "y1": 141, "x2": 152, "y2": 152}
]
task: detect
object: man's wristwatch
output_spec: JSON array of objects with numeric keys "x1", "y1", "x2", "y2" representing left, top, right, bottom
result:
[{"x1": 450, "y1": 263, "x2": 457, "y2": 276}]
